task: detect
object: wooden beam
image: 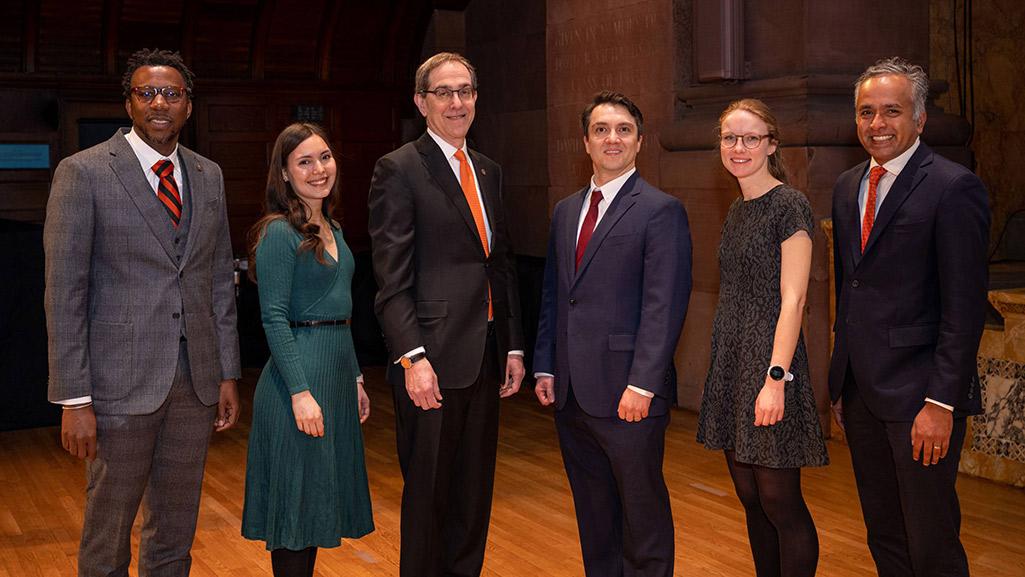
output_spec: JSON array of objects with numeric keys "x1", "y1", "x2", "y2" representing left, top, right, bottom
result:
[
  {"x1": 22, "y1": 0, "x2": 38, "y2": 73},
  {"x1": 180, "y1": 0, "x2": 199, "y2": 65},
  {"x1": 315, "y1": 0, "x2": 342, "y2": 81},
  {"x1": 250, "y1": 0, "x2": 273, "y2": 80},
  {"x1": 101, "y1": 0, "x2": 123, "y2": 76}
]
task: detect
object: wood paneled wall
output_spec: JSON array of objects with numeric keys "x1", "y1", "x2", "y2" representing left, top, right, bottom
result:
[{"x1": 0, "y1": 0, "x2": 462, "y2": 254}]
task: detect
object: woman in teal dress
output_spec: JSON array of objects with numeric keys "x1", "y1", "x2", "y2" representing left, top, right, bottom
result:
[{"x1": 242, "y1": 123, "x2": 374, "y2": 577}]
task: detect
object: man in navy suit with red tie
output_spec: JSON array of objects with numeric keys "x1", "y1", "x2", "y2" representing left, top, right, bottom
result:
[
  {"x1": 533, "y1": 91, "x2": 692, "y2": 577},
  {"x1": 829, "y1": 57, "x2": 989, "y2": 577}
]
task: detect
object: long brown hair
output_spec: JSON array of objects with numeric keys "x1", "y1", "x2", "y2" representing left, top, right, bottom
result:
[
  {"x1": 717, "y1": 98, "x2": 789, "y2": 184},
  {"x1": 248, "y1": 122, "x2": 339, "y2": 281}
]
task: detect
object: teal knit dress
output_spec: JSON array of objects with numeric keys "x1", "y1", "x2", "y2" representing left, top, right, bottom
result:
[{"x1": 242, "y1": 219, "x2": 374, "y2": 550}]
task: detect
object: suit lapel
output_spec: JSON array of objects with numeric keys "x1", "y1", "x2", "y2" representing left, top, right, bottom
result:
[
  {"x1": 573, "y1": 173, "x2": 639, "y2": 285},
  {"x1": 416, "y1": 134, "x2": 487, "y2": 257},
  {"x1": 861, "y1": 145, "x2": 932, "y2": 257},
  {"x1": 562, "y1": 185, "x2": 587, "y2": 287},
  {"x1": 107, "y1": 131, "x2": 179, "y2": 264},
  {"x1": 178, "y1": 146, "x2": 205, "y2": 269},
  {"x1": 846, "y1": 161, "x2": 869, "y2": 268}
]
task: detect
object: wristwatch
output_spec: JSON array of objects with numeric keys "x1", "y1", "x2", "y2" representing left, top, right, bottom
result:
[
  {"x1": 400, "y1": 352, "x2": 427, "y2": 369},
  {"x1": 767, "y1": 365, "x2": 794, "y2": 382}
]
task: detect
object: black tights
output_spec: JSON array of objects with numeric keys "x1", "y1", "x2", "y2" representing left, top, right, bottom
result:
[
  {"x1": 725, "y1": 451, "x2": 819, "y2": 577},
  {"x1": 270, "y1": 547, "x2": 318, "y2": 577}
]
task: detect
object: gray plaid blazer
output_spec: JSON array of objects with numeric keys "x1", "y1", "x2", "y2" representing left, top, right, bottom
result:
[{"x1": 44, "y1": 129, "x2": 240, "y2": 414}]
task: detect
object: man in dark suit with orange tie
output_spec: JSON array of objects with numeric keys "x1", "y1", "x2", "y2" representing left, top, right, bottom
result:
[
  {"x1": 829, "y1": 57, "x2": 989, "y2": 577},
  {"x1": 368, "y1": 52, "x2": 525, "y2": 577},
  {"x1": 533, "y1": 91, "x2": 692, "y2": 577}
]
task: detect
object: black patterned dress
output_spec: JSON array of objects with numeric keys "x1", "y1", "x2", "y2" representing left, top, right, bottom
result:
[{"x1": 697, "y1": 184, "x2": 828, "y2": 468}]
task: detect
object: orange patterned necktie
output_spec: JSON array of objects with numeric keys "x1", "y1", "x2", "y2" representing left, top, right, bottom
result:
[
  {"x1": 454, "y1": 149, "x2": 492, "y2": 319},
  {"x1": 152, "y1": 159, "x2": 182, "y2": 227},
  {"x1": 861, "y1": 166, "x2": 887, "y2": 252}
]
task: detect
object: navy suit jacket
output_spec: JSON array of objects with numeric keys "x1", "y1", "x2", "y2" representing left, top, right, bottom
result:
[
  {"x1": 534, "y1": 173, "x2": 692, "y2": 418},
  {"x1": 828, "y1": 142, "x2": 989, "y2": 420}
]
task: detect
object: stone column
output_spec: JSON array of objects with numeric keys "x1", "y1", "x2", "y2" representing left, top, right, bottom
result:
[{"x1": 964, "y1": 289, "x2": 1025, "y2": 487}]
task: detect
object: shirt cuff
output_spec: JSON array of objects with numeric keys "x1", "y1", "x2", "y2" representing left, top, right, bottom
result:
[
  {"x1": 394, "y1": 347, "x2": 426, "y2": 364},
  {"x1": 925, "y1": 397, "x2": 954, "y2": 412},
  {"x1": 54, "y1": 395, "x2": 92, "y2": 406},
  {"x1": 534, "y1": 372, "x2": 554, "y2": 379},
  {"x1": 627, "y1": 385, "x2": 654, "y2": 398},
  {"x1": 356, "y1": 374, "x2": 364, "y2": 385},
  {"x1": 507, "y1": 350, "x2": 524, "y2": 357}
]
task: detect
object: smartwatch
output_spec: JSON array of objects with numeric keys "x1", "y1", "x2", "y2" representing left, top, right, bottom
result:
[
  {"x1": 767, "y1": 365, "x2": 794, "y2": 382},
  {"x1": 400, "y1": 352, "x2": 427, "y2": 369}
]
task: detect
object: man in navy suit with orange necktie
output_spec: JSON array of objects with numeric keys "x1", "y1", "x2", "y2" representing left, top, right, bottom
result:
[
  {"x1": 829, "y1": 57, "x2": 989, "y2": 577},
  {"x1": 533, "y1": 91, "x2": 692, "y2": 577}
]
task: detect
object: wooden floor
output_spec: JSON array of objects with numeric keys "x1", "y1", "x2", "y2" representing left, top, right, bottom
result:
[{"x1": 2, "y1": 367, "x2": 1024, "y2": 576}]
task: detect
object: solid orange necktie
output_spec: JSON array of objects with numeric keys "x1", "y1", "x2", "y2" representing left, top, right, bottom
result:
[{"x1": 454, "y1": 149, "x2": 492, "y2": 319}]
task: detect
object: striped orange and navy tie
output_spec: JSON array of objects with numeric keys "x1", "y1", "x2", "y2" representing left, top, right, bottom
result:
[{"x1": 152, "y1": 159, "x2": 182, "y2": 227}]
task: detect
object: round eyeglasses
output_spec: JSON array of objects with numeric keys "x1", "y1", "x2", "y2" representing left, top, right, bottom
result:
[
  {"x1": 719, "y1": 133, "x2": 772, "y2": 149},
  {"x1": 130, "y1": 85, "x2": 189, "y2": 104}
]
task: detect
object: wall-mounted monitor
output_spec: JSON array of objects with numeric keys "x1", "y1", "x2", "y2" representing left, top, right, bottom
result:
[
  {"x1": 0, "y1": 144, "x2": 50, "y2": 169},
  {"x1": 78, "y1": 119, "x2": 132, "y2": 150}
]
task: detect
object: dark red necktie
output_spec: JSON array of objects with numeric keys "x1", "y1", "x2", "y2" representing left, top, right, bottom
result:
[
  {"x1": 575, "y1": 189, "x2": 603, "y2": 270},
  {"x1": 152, "y1": 159, "x2": 182, "y2": 227},
  {"x1": 861, "y1": 166, "x2": 886, "y2": 252}
]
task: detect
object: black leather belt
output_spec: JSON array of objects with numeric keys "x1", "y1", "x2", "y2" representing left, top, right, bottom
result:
[{"x1": 289, "y1": 319, "x2": 351, "y2": 328}]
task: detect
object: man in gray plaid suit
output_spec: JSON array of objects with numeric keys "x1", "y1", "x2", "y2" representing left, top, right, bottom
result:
[{"x1": 44, "y1": 48, "x2": 241, "y2": 577}]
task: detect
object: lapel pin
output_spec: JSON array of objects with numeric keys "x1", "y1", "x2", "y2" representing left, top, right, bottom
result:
[{"x1": 480, "y1": 168, "x2": 487, "y2": 176}]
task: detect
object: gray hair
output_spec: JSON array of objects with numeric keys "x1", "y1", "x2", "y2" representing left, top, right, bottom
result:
[
  {"x1": 854, "y1": 57, "x2": 929, "y2": 122},
  {"x1": 414, "y1": 52, "x2": 477, "y2": 95}
]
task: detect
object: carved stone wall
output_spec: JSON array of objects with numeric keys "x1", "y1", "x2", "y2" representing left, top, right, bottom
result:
[{"x1": 930, "y1": 0, "x2": 1025, "y2": 259}]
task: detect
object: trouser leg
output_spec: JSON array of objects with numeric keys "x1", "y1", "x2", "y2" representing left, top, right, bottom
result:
[{"x1": 138, "y1": 344, "x2": 217, "y2": 577}]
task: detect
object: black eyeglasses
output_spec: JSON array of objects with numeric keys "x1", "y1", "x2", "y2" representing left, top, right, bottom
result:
[
  {"x1": 130, "y1": 85, "x2": 189, "y2": 104},
  {"x1": 719, "y1": 133, "x2": 772, "y2": 149},
  {"x1": 420, "y1": 85, "x2": 476, "y2": 101}
]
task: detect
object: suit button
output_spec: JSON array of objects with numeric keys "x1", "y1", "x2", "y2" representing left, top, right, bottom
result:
[
  {"x1": 179, "y1": 271, "x2": 184, "y2": 278},
  {"x1": 569, "y1": 298, "x2": 577, "y2": 306},
  {"x1": 172, "y1": 313, "x2": 180, "y2": 319},
  {"x1": 484, "y1": 263, "x2": 490, "y2": 269},
  {"x1": 851, "y1": 280, "x2": 860, "y2": 288},
  {"x1": 174, "y1": 238, "x2": 180, "y2": 245}
]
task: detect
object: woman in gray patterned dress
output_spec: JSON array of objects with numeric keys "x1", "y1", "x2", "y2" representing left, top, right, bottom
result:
[{"x1": 697, "y1": 99, "x2": 828, "y2": 577}]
